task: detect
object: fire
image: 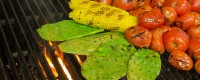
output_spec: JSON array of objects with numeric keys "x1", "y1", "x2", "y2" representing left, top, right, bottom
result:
[
  {"x1": 74, "y1": 55, "x2": 83, "y2": 65},
  {"x1": 57, "y1": 58, "x2": 73, "y2": 80},
  {"x1": 44, "y1": 41, "x2": 73, "y2": 80},
  {"x1": 44, "y1": 48, "x2": 58, "y2": 77}
]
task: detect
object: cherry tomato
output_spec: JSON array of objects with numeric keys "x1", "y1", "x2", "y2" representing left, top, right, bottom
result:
[
  {"x1": 164, "y1": 27, "x2": 189, "y2": 53},
  {"x1": 125, "y1": 26, "x2": 152, "y2": 48},
  {"x1": 187, "y1": 25, "x2": 200, "y2": 39},
  {"x1": 138, "y1": 8, "x2": 165, "y2": 29},
  {"x1": 191, "y1": 12, "x2": 200, "y2": 26},
  {"x1": 135, "y1": 0, "x2": 151, "y2": 8},
  {"x1": 162, "y1": 7, "x2": 177, "y2": 25},
  {"x1": 188, "y1": 0, "x2": 200, "y2": 11},
  {"x1": 112, "y1": 0, "x2": 136, "y2": 10},
  {"x1": 151, "y1": 0, "x2": 165, "y2": 8},
  {"x1": 195, "y1": 59, "x2": 200, "y2": 74},
  {"x1": 169, "y1": 50, "x2": 193, "y2": 71},
  {"x1": 129, "y1": 5, "x2": 152, "y2": 16},
  {"x1": 150, "y1": 28, "x2": 165, "y2": 54},
  {"x1": 164, "y1": 0, "x2": 191, "y2": 16},
  {"x1": 160, "y1": 25, "x2": 171, "y2": 33},
  {"x1": 176, "y1": 13, "x2": 195, "y2": 30},
  {"x1": 188, "y1": 39, "x2": 200, "y2": 60},
  {"x1": 97, "y1": 0, "x2": 112, "y2": 5}
]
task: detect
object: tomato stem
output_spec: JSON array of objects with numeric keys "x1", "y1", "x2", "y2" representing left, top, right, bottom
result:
[{"x1": 173, "y1": 42, "x2": 178, "y2": 47}]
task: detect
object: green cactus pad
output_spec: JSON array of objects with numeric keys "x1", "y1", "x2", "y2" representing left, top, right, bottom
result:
[
  {"x1": 37, "y1": 20, "x2": 104, "y2": 41},
  {"x1": 81, "y1": 38, "x2": 136, "y2": 80},
  {"x1": 58, "y1": 32, "x2": 124, "y2": 55},
  {"x1": 127, "y1": 48, "x2": 161, "y2": 80}
]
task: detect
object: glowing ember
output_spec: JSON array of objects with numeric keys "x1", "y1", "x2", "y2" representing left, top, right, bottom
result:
[
  {"x1": 75, "y1": 55, "x2": 83, "y2": 65},
  {"x1": 57, "y1": 58, "x2": 73, "y2": 80}
]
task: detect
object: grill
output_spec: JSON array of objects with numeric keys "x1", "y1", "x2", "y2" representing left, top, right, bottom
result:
[{"x1": 0, "y1": 0, "x2": 199, "y2": 80}]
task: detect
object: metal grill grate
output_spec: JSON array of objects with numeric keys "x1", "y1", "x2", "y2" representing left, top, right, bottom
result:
[
  {"x1": 0, "y1": 0, "x2": 83, "y2": 79},
  {"x1": 0, "y1": 0, "x2": 199, "y2": 80}
]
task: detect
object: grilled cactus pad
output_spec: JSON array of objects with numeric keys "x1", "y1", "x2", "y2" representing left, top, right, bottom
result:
[
  {"x1": 37, "y1": 20, "x2": 104, "y2": 41},
  {"x1": 127, "y1": 48, "x2": 161, "y2": 80},
  {"x1": 58, "y1": 32, "x2": 124, "y2": 55},
  {"x1": 81, "y1": 38, "x2": 136, "y2": 80},
  {"x1": 69, "y1": 0, "x2": 137, "y2": 32}
]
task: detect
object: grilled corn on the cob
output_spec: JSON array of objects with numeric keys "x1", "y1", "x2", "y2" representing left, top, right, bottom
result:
[{"x1": 69, "y1": 0, "x2": 137, "y2": 32}]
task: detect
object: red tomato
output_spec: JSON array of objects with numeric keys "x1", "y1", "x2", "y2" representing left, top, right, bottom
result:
[
  {"x1": 164, "y1": 27, "x2": 189, "y2": 53},
  {"x1": 176, "y1": 13, "x2": 195, "y2": 30},
  {"x1": 195, "y1": 59, "x2": 200, "y2": 74},
  {"x1": 151, "y1": 0, "x2": 165, "y2": 8},
  {"x1": 135, "y1": 0, "x2": 151, "y2": 8},
  {"x1": 169, "y1": 50, "x2": 193, "y2": 71},
  {"x1": 125, "y1": 26, "x2": 152, "y2": 48},
  {"x1": 97, "y1": 0, "x2": 112, "y2": 5},
  {"x1": 191, "y1": 12, "x2": 200, "y2": 26},
  {"x1": 129, "y1": 5, "x2": 152, "y2": 16},
  {"x1": 188, "y1": 0, "x2": 200, "y2": 11},
  {"x1": 188, "y1": 39, "x2": 200, "y2": 60},
  {"x1": 150, "y1": 28, "x2": 165, "y2": 54},
  {"x1": 160, "y1": 25, "x2": 171, "y2": 33},
  {"x1": 162, "y1": 7, "x2": 177, "y2": 25},
  {"x1": 187, "y1": 26, "x2": 200, "y2": 39},
  {"x1": 138, "y1": 8, "x2": 165, "y2": 29},
  {"x1": 164, "y1": 0, "x2": 191, "y2": 16},
  {"x1": 112, "y1": 0, "x2": 136, "y2": 10}
]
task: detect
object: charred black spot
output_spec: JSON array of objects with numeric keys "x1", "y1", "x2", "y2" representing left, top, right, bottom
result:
[{"x1": 131, "y1": 31, "x2": 145, "y2": 38}]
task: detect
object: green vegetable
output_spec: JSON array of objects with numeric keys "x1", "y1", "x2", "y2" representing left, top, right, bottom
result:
[
  {"x1": 81, "y1": 38, "x2": 136, "y2": 80},
  {"x1": 58, "y1": 32, "x2": 123, "y2": 55},
  {"x1": 127, "y1": 48, "x2": 161, "y2": 80},
  {"x1": 37, "y1": 20, "x2": 104, "y2": 41}
]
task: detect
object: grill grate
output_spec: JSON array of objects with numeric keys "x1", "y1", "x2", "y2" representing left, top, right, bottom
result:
[{"x1": 0, "y1": 0, "x2": 199, "y2": 80}]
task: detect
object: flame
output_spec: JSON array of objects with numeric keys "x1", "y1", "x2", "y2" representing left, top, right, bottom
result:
[
  {"x1": 44, "y1": 48, "x2": 58, "y2": 77},
  {"x1": 57, "y1": 58, "x2": 73, "y2": 80},
  {"x1": 43, "y1": 41, "x2": 73, "y2": 80},
  {"x1": 74, "y1": 55, "x2": 83, "y2": 65},
  {"x1": 48, "y1": 41, "x2": 53, "y2": 46}
]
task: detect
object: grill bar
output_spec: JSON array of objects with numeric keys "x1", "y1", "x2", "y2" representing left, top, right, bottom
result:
[
  {"x1": 0, "y1": 0, "x2": 33, "y2": 79},
  {"x1": 0, "y1": 52, "x2": 8, "y2": 80},
  {"x1": 0, "y1": 0, "x2": 200, "y2": 80},
  {"x1": 0, "y1": 19, "x2": 21, "y2": 80}
]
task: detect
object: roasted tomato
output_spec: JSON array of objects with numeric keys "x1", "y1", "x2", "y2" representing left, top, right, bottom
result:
[
  {"x1": 151, "y1": 0, "x2": 165, "y2": 8},
  {"x1": 129, "y1": 5, "x2": 152, "y2": 16},
  {"x1": 150, "y1": 28, "x2": 165, "y2": 54},
  {"x1": 125, "y1": 26, "x2": 152, "y2": 48},
  {"x1": 187, "y1": 26, "x2": 200, "y2": 39},
  {"x1": 188, "y1": 39, "x2": 200, "y2": 60},
  {"x1": 97, "y1": 0, "x2": 112, "y2": 5},
  {"x1": 162, "y1": 7, "x2": 177, "y2": 25},
  {"x1": 191, "y1": 12, "x2": 200, "y2": 26},
  {"x1": 176, "y1": 13, "x2": 195, "y2": 30},
  {"x1": 160, "y1": 25, "x2": 171, "y2": 33},
  {"x1": 164, "y1": 0, "x2": 191, "y2": 16},
  {"x1": 112, "y1": 0, "x2": 136, "y2": 10},
  {"x1": 195, "y1": 59, "x2": 200, "y2": 74},
  {"x1": 188, "y1": 0, "x2": 200, "y2": 11},
  {"x1": 163, "y1": 27, "x2": 189, "y2": 53},
  {"x1": 138, "y1": 8, "x2": 165, "y2": 29},
  {"x1": 135, "y1": 0, "x2": 151, "y2": 8},
  {"x1": 169, "y1": 50, "x2": 193, "y2": 71}
]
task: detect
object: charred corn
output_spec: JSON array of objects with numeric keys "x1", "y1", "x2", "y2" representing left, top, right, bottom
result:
[{"x1": 69, "y1": 0, "x2": 137, "y2": 32}]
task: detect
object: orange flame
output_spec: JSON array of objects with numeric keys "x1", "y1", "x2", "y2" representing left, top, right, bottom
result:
[
  {"x1": 74, "y1": 55, "x2": 83, "y2": 65},
  {"x1": 44, "y1": 48, "x2": 58, "y2": 77},
  {"x1": 44, "y1": 41, "x2": 73, "y2": 80},
  {"x1": 57, "y1": 58, "x2": 73, "y2": 80}
]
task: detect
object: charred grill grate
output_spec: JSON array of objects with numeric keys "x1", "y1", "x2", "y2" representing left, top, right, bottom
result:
[{"x1": 0, "y1": 0, "x2": 199, "y2": 80}]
